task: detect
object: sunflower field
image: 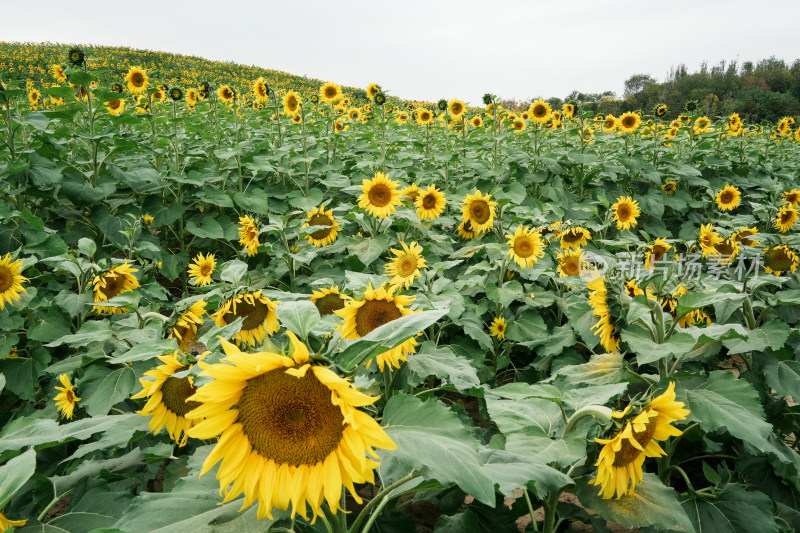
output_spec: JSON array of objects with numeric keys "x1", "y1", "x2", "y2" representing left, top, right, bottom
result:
[{"x1": 1, "y1": 45, "x2": 800, "y2": 533}]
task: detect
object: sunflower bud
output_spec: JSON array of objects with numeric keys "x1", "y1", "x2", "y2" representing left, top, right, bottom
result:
[
  {"x1": 684, "y1": 99, "x2": 698, "y2": 112},
  {"x1": 437, "y1": 99, "x2": 447, "y2": 111},
  {"x1": 68, "y1": 48, "x2": 85, "y2": 66},
  {"x1": 375, "y1": 92, "x2": 387, "y2": 105},
  {"x1": 111, "y1": 83, "x2": 123, "y2": 93},
  {"x1": 482, "y1": 93, "x2": 495, "y2": 105},
  {"x1": 170, "y1": 87, "x2": 183, "y2": 101}
]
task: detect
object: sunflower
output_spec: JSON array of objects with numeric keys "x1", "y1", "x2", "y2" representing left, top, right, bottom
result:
[
  {"x1": 0, "y1": 252, "x2": 28, "y2": 310},
  {"x1": 184, "y1": 334, "x2": 395, "y2": 520},
  {"x1": 563, "y1": 102, "x2": 576, "y2": 119},
  {"x1": 693, "y1": 116, "x2": 712, "y2": 134},
  {"x1": 506, "y1": 226, "x2": 545, "y2": 269},
  {"x1": 348, "y1": 108, "x2": 362, "y2": 121},
  {"x1": 457, "y1": 219, "x2": 475, "y2": 240},
  {"x1": 217, "y1": 85, "x2": 236, "y2": 104},
  {"x1": 448, "y1": 98, "x2": 465, "y2": 118},
  {"x1": 0, "y1": 510, "x2": 27, "y2": 531},
  {"x1": 238, "y1": 216, "x2": 261, "y2": 256},
  {"x1": 611, "y1": 196, "x2": 641, "y2": 230},
  {"x1": 214, "y1": 291, "x2": 280, "y2": 347},
  {"x1": 367, "y1": 83, "x2": 381, "y2": 101},
  {"x1": 416, "y1": 108, "x2": 433, "y2": 125},
  {"x1": 106, "y1": 98, "x2": 126, "y2": 116},
  {"x1": 385, "y1": 242, "x2": 427, "y2": 289},
  {"x1": 335, "y1": 283, "x2": 418, "y2": 371},
  {"x1": 54, "y1": 374, "x2": 81, "y2": 420},
  {"x1": 715, "y1": 184, "x2": 741, "y2": 211},
  {"x1": 125, "y1": 66, "x2": 149, "y2": 95},
  {"x1": 311, "y1": 286, "x2": 351, "y2": 316},
  {"x1": 783, "y1": 189, "x2": 800, "y2": 207},
  {"x1": 617, "y1": 112, "x2": 641, "y2": 134},
  {"x1": 602, "y1": 114, "x2": 617, "y2": 132},
  {"x1": 655, "y1": 104, "x2": 668, "y2": 117},
  {"x1": 319, "y1": 82, "x2": 342, "y2": 104},
  {"x1": 713, "y1": 238, "x2": 740, "y2": 265},
  {"x1": 589, "y1": 383, "x2": 689, "y2": 499},
  {"x1": 728, "y1": 113, "x2": 741, "y2": 128},
  {"x1": 644, "y1": 238, "x2": 671, "y2": 270},
  {"x1": 764, "y1": 245, "x2": 799, "y2": 276},
  {"x1": 170, "y1": 87, "x2": 183, "y2": 101},
  {"x1": 253, "y1": 77, "x2": 270, "y2": 103},
  {"x1": 187, "y1": 253, "x2": 216, "y2": 287},
  {"x1": 334, "y1": 117, "x2": 349, "y2": 133},
  {"x1": 415, "y1": 185, "x2": 446, "y2": 221},
  {"x1": 462, "y1": 190, "x2": 497, "y2": 234},
  {"x1": 775, "y1": 204, "x2": 798, "y2": 233},
  {"x1": 489, "y1": 316, "x2": 507, "y2": 340},
  {"x1": 511, "y1": 119, "x2": 527, "y2": 133},
  {"x1": 529, "y1": 99, "x2": 551, "y2": 124},
  {"x1": 582, "y1": 128, "x2": 595, "y2": 143},
  {"x1": 169, "y1": 299, "x2": 207, "y2": 352},
  {"x1": 68, "y1": 47, "x2": 85, "y2": 66},
  {"x1": 359, "y1": 172, "x2": 402, "y2": 219},
  {"x1": 556, "y1": 249, "x2": 583, "y2": 278},
  {"x1": 661, "y1": 181, "x2": 677, "y2": 194},
  {"x1": 50, "y1": 64, "x2": 67, "y2": 83},
  {"x1": 28, "y1": 89, "x2": 41, "y2": 107},
  {"x1": 302, "y1": 205, "x2": 340, "y2": 247},
  {"x1": 560, "y1": 226, "x2": 592, "y2": 249},
  {"x1": 89, "y1": 262, "x2": 140, "y2": 314},
  {"x1": 281, "y1": 90, "x2": 301, "y2": 115},
  {"x1": 131, "y1": 352, "x2": 203, "y2": 446},
  {"x1": 698, "y1": 224, "x2": 722, "y2": 258},
  {"x1": 732, "y1": 226, "x2": 760, "y2": 247},
  {"x1": 588, "y1": 277, "x2": 619, "y2": 352}
]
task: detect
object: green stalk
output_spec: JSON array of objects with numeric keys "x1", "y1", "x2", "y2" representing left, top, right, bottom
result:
[{"x1": 348, "y1": 472, "x2": 421, "y2": 533}]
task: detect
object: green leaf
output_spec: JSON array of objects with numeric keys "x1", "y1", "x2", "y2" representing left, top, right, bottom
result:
[
  {"x1": 186, "y1": 216, "x2": 225, "y2": 239},
  {"x1": 505, "y1": 310, "x2": 548, "y2": 346},
  {"x1": 219, "y1": 260, "x2": 248, "y2": 285},
  {"x1": 197, "y1": 317, "x2": 243, "y2": 352},
  {"x1": 684, "y1": 371, "x2": 772, "y2": 451},
  {"x1": 485, "y1": 280, "x2": 523, "y2": 307},
  {"x1": 276, "y1": 300, "x2": 320, "y2": 340},
  {"x1": 335, "y1": 309, "x2": 448, "y2": 370},
  {"x1": 79, "y1": 365, "x2": 137, "y2": 416},
  {"x1": 0, "y1": 418, "x2": 61, "y2": 453},
  {"x1": 47, "y1": 320, "x2": 112, "y2": 348},
  {"x1": 381, "y1": 395, "x2": 496, "y2": 505},
  {"x1": 680, "y1": 486, "x2": 778, "y2": 533},
  {"x1": 0, "y1": 449, "x2": 36, "y2": 507},
  {"x1": 561, "y1": 383, "x2": 629, "y2": 412},
  {"x1": 552, "y1": 351, "x2": 627, "y2": 385},
  {"x1": 721, "y1": 321, "x2": 790, "y2": 354},
  {"x1": 108, "y1": 339, "x2": 178, "y2": 364},
  {"x1": 233, "y1": 189, "x2": 272, "y2": 214},
  {"x1": 763, "y1": 356, "x2": 800, "y2": 400},
  {"x1": 0, "y1": 357, "x2": 42, "y2": 401},
  {"x1": 347, "y1": 233, "x2": 389, "y2": 266},
  {"x1": 27, "y1": 309, "x2": 72, "y2": 342},
  {"x1": 576, "y1": 474, "x2": 695, "y2": 532},
  {"x1": 676, "y1": 285, "x2": 746, "y2": 321},
  {"x1": 478, "y1": 449, "x2": 573, "y2": 497},
  {"x1": 406, "y1": 342, "x2": 480, "y2": 393},
  {"x1": 621, "y1": 325, "x2": 697, "y2": 365},
  {"x1": 27, "y1": 152, "x2": 63, "y2": 187},
  {"x1": 0, "y1": 374, "x2": 4, "y2": 393}
]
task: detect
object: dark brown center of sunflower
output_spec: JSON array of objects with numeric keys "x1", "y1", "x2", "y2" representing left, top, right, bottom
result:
[
  {"x1": 617, "y1": 205, "x2": 631, "y2": 220},
  {"x1": 452, "y1": 104, "x2": 462, "y2": 114},
  {"x1": 422, "y1": 112, "x2": 430, "y2": 121},
  {"x1": 237, "y1": 369, "x2": 344, "y2": 465},
  {"x1": 224, "y1": 300, "x2": 270, "y2": 331},
  {"x1": 514, "y1": 121, "x2": 524, "y2": 129},
  {"x1": 623, "y1": 116, "x2": 636, "y2": 128},
  {"x1": 786, "y1": 193, "x2": 799, "y2": 204},
  {"x1": 66, "y1": 389, "x2": 75, "y2": 402},
  {"x1": 533, "y1": 105, "x2": 546, "y2": 118},
  {"x1": 355, "y1": 299, "x2": 402, "y2": 337},
  {"x1": 161, "y1": 372, "x2": 201, "y2": 416},
  {"x1": 781, "y1": 211, "x2": 793, "y2": 223},
  {"x1": 368, "y1": 184, "x2": 392, "y2": 207},
  {"x1": 109, "y1": 100, "x2": 121, "y2": 110},
  {"x1": 288, "y1": 97, "x2": 297, "y2": 109},
  {"x1": 612, "y1": 417, "x2": 658, "y2": 467},
  {"x1": 562, "y1": 258, "x2": 579, "y2": 276},
  {"x1": 720, "y1": 191, "x2": 734, "y2": 204},
  {"x1": 716, "y1": 240, "x2": 735, "y2": 256},
  {"x1": 701, "y1": 235, "x2": 713, "y2": 247},
  {"x1": 396, "y1": 256, "x2": 417, "y2": 277},
  {"x1": 563, "y1": 229, "x2": 582, "y2": 243},
  {"x1": 100, "y1": 276, "x2": 122, "y2": 299},
  {"x1": 199, "y1": 263, "x2": 213, "y2": 276},
  {"x1": 665, "y1": 183, "x2": 675, "y2": 192},
  {"x1": 0, "y1": 267, "x2": 11, "y2": 291},
  {"x1": 604, "y1": 119, "x2": 614, "y2": 128},
  {"x1": 470, "y1": 200, "x2": 491, "y2": 224},
  {"x1": 314, "y1": 293, "x2": 345, "y2": 315},
  {"x1": 422, "y1": 194, "x2": 437, "y2": 209},
  {"x1": 131, "y1": 73, "x2": 144, "y2": 86},
  {"x1": 514, "y1": 237, "x2": 534, "y2": 258},
  {"x1": 325, "y1": 87, "x2": 336, "y2": 98},
  {"x1": 766, "y1": 249, "x2": 792, "y2": 271},
  {"x1": 652, "y1": 245, "x2": 667, "y2": 262},
  {"x1": 308, "y1": 213, "x2": 334, "y2": 239}
]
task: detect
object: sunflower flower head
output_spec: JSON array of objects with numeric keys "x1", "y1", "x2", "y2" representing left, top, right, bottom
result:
[
  {"x1": 169, "y1": 299, "x2": 208, "y2": 352},
  {"x1": 311, "y1": 286, "x2": 351, "y2": 316},
  {"x1": 489, "y1": 316, "x2": 507, "y2": 340},
  {"x1": 125, "y1": 66, "x2": 149, "y2": 95},
  {"x1": 54, "y1": 373, "x2": 81, "y2": 420},
  {"x1": 611, "y1": 196, "x2": 641, "y2": 230},
  {"x1": 415, "y1": 185, "x2": 446, "y2": 221},
  {"x1": 0, "y1": 252, "x2": 28, "y2": 310},
  {"x1": 358, "y1": 173, "x2": 402, "y2": 219},
  {"x1": 385, "y1": 241, "x2": 427, "y2": 289},
  {"x1": 213, "y1": 291, "x2": 280, "y2": 347},
  {"x1": 506, "y1": 226, "x2": 545, "y2": 269},
  {"x1": 303, "y1": 205, "x2": 340, "y2": 247},
  {"x1": 715, "y1": 184, "x2": 741, "y2": 212},
  {"x1": 89, "y1": 261, "x2": 140, "y2": 314},
  {"x1": 238, "y1": 216, "x2": 261, "y2": 256},
  {"x1": 775, "y1": 204, "x2": 798, "y2": 233},
  {"x1": 461, "y1": 190, "x2": 497, "y2": 234}
]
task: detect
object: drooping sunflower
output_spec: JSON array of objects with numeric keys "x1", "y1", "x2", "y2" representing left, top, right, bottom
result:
[
  {"x1": 125, "y1": 66, "x2": 149, "y2": 95},
  {"x1": 238, "y1": 216, "x2": 261, "y2": 256},
  {"x1": 336, "y1": 283, "x2": 418, "y2": 370},
  {"x1": 732, "y1": 226, "x2": 760, "y2": 247},
  {"x1": 187, "y1": 253, "x2": 216, "y2": 287},
  {"x1": 217, "y1": 85, "x2": 236, "y2": 104},
  {"x1": 385, "y1": 242, "x2": 427, "y2": 289},
  {"x1": 764, "y1": 245, "x2": 799, "y2": 276},
  {"x1": 713, "y1": 238, "x2": 740, "y2": 265},
  {"x1": 50, "y1": 64, "x2": 67, "y2": 83},
  {"x1": 528, "y1": 99, "x2": 551, "y2": 124},
  {"x1": 54, "y1": 373, "x2": 81, "y2": 420},
  {"x1": 661, "y1": 181, "x2": 677, "y2": 194},
  {"x1": 698, "y1": 223, "x2": 723, "y2": 258},
  {"x1": 282, "y1": 90, "x2": 301, "y2": 115},
  {"x1": 506, "y1": 226, "x2": 545, "y2": 269},
  {"x1": 448, "y1": 98, "x2": 466, "y2": 118},
  {"x1": 611, "y1": 196, "x2": 641, "y2": 230},
  {"x1": 715, "y1": 184, "x2": 741, "y2": 211},
  {"x1": 489, "y1": 316, "x2": 507, "y2": 340},
  {"x1": 131, "y1": 351, "x2": 203, "y2": 446},
  {"x1": 106, "y1": 98, "x2": 125, "y2": 116},
  {"x1": 783, "y1": 189, "x2": 800, "y2": 207},
  {"x1": 556, "y1": 249, "x2": 584, "y2": 278},
  {"x1": 89, "y1": 261, "x2": 140, "y2": 314},
  {"x1": 168, "y1": 299, "x2": 207, "y2": 352},
  {"x1": 617, "y1": 112, "x2": 641, "y2": 134},
  {"x1": 319, "y1": 82, "x2": 342, "y2": 104},
  {"x1": 655, "y1": 104, "x2": 668, "y2": 117},
  {"x1": 461, "y1": 190, "x2": 497, "y2": 234},
  {"x1": 775, "y1": 204, "x2": 798, "y2": 233},
  {"x1": 0, "y1": 252, "x2": 28, "y2": 310},
  {"x1": 214, "y1": 291, "x2": 280, "y2": 347},
  {"x1": 366, "y1": 83, "x2": 381, "y2": 101},
  {"x1": 588, "y1": 277, "x2": 619, "y2": 352},
  {"x1": 0, "y1": 510, "x2": 27, "y2": 531},
  {"x1": 644, "y1": 238, "x2": 671, "y2": 270},
  {"x1": 415, "y1": 185, "x2": 446, "y2": 221},
  {"x1": 311, "y1": 286, "x2": 351, "y2": 316},
  {"x1": 303, "y1": 205, "x2": 340, "y2": 247},
  {"x1": 416, "y1": 108, "x2": 433, "y2": 125},
  {"x1": 559, "y1": 226, "x2": 592, "y2": 249},
  {"x1": 184, "y1": 334, "x2": 396, "y2": 520},
  {"x1": 563, "y1": 102, "x2": 576, "y2": 119},
  {"x1": 252, "y1": 77, "x2": 270, "y2": 103},
  {"x1": 358, "y1": 172, "x2": 402, "y2": 219},
  {"x1": 457, "y1": 219, "x2": 475, "y2": 240}
]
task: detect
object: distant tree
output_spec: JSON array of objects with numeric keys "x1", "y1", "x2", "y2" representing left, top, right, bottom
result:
[{"x1": 624, "y1": 74, "x2": 657, "y2": 98}]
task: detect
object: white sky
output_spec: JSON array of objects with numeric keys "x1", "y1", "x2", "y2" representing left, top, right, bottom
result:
[{"x1": 4, "y1": 0, "x2": 799, "y2": 105}]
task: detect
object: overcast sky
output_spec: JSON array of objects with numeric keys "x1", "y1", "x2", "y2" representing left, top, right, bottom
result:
[{"x1": 4, "y1": 0, "x2": 799, "y2": 105}]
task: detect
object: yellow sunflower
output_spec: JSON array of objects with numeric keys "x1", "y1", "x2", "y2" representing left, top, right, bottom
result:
[
  {"x1": 698, "y1": 223, "x2": 723, "y2": 258},
  {"x1": 588, "y1": 277, "x2": 619, "y2": 352},
  {"x1": 252, "y1": 77, "x2": 270, "y2": 103},
  {"x1": 713, "y1": 238, "x2": 740, "y2": 265},
  {"x1": 715, "y1": 184, "x2": 741, "y2": 211},
  {"x1": 168, "y1": 299, "x2": 208, "y2": 352},
  {"x1": 644, "y1": 238, "x2": 671, "y2": 270},
  {"x1": 457, "y1": 219, "x2": 476, "y2": 240},
  {"x1": 367, "y1": 83, "x2": 381, "y2": 101},
  {"x1": 320, "y1": 82, "x2": 342, "y2": 104},
  {"x1": 611, "y1": 196, "x2": 641, "y2": 230},
  {"x1": 559, "y1": 226, "x2": 592, "y2": 249},
  {"x1": 282, "y1": 90, "x2": 301, "y2": 115},
  {"x1": 214, "y1": 291, "x2": 280, "y2": 347},
  {"x1": 311, "y1": 286, "x2": 351, "y2": 316},
  {"x1": 0, "y1": 252, "x2": 28, "y2": 310},
  {"x1": 27, "y1": 89, "x2": 41, "y2": 108},
  {"x1": 125, "y1": 66, "x2": 149, "y2": 95},
  {"x1": 617, "y1": 112, "x2": 641, "y2": 134},
  {"x1": 506, "y1": 226, "x2": 545, "y2": 269},
  {"x1": 334, "y1": 117, "x2": 349, "y2": 134},
  {"x1": 0, "y1": 510, "x2": 27, "y2": 531},
  {"x1": 448, "y1": 98, "x2": 466, "y2": 118},
  {"x1": 106, "y1": 98, "x2": 126, "y2": 116},
  {"x1": 358, "y1": 173, "x2": 402, "y2": 219},
  {"x1": 415, "y1": 185, "x2": 446, "y2": 221},
  {"x1": 602, "y1": 114, "x2": 617, "y2": 133},
  {"x1": 184, "y1": 334, "x2": 396, "y2": 520},
  {"x1": 303, "y1": 205, "x2": 340, "y2": 247},
  {"x1": 217, "y1": 85, "x2": 236, "y2": 104},
  {"x1": 775, "y1": 204, "x2": 798, "y2": 233},
  {"x1": 589, "y1": 383, "x2": 689, "y2": 499},
  {"x1": 335, "y1": 283, "x2": 418, "y2": 371},
  {"x1": 187, "y1": 253, "x2": 216, "y2": 287},
  {"x1": 783, "y1": 189, "x2": 800, "y2": 207},
  {"x1": 529, "y1": 99, "x2": 552, "y2": 124},
  {"x1": 563, "y1": 102, "x2": 576, "y2": 119},
  {"x1": 764, "y1": 245, "x2": 799, "y2": 276},
  {"x1": 89, "y1": 262, "x2": 140, "y2": 314},
  {"x1": 416, "y1": 108, "x2": 433, "y2": 125},
  {"x1": 385, "y1": 242, "x2": 427, "y2": 289},
  {"x1": 556, "y1": 249, "x2": 584, "y2": 278},
  {"x1": 511, "y1": 119, "x2": 527, "y2": 133},
  {"x1": 661, "y1": 181, "x2": 677, "y2": 194},
  {"x1": 489, "y1": 316, "x2": 507, "y2": 340},
  {"x1": 54, "y1": 374, "x2": 81, "y2": 420},
  {"x1": 50, "y1": 63, "x2": 67, "y2": 83},
  {"x1": 732, "y1": 226, "x2": 760, "y2": 247},
  {"x1": 462, "y1": 190, "x2": 497, "y2": 234},
  {"x1": 238, "y1": 216, "x2": 261, "y2": 256},
  {"x1": 401, "y1": 184, "x2": 420, "y2": 204},
  {"x1": 470, "y1": 115, "x2": 484, "y2": 128}
]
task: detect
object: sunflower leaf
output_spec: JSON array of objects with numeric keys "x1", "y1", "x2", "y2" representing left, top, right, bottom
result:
[
  {"x1": 0, "y1": 448, "x2": 36, "y2": 507},
  {"x1": 680, "y1": 485, "x2": 778, "y2": 533},
  {"x1": 276, "y1": 300, "x2": 320, "y2": 341},
  {"x1": 78, "y1": 365, "x2": 137, "y2": 416}
]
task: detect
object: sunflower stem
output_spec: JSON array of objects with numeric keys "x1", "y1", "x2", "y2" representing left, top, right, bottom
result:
[
  {"x1": 563, "y1": 405, "x2": 612, "y2": 436},
  {"x1": 523, "y1": 490, "x2": 539, "y2": 532},
  {"x1": 348, "y1": 471, "x2": 420, "y2": 533}
]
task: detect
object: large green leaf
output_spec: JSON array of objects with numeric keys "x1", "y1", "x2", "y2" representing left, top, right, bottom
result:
[
  {"x1": 676, "y1": 286, "x2": 746, "y2": 321},
  {"x1": 79, "y1": 365, "x2": 137, "y2": 416},
  {"x1": 485, "y1": 280, "x2": 524, "y2": 307},
  {"x1": 680, "y1": 486, "x2": 778, "y2": 533},
  {"x1": 346, "y1": 233, "x2": 389, "y2": 266},
  {"x1": 552, "y1": 351, "x2": 627, "y2": 385},
  {"x1": 478, "y1": 449, "x2": 572, "y2": 498},
  {"x1": 0, "y1": 449, "x2": 36, "y2": 507},
  {"x1": 381, "y1": 394, "x2": 496, "y2": 505},
  {"x1": 0, "y1": 356, "x2": 43, "y2": 401},
  {"x1": 763, "y1": 355, "x2": 800, "y2": 403},
  {"x1": 406, "y1": 342, "x2": 480, "y2": 393},
  {"x1": 721, "y1": 321, "x2": 790, "y2": 354},
  {"x1": 0, "y1": 415, "x2": 138, "y2": 453},
  {"x1": 108, "y1": 339, "x2": 179, "y2": 364},
  {"x1": 46, "y1": 319, "x2": 112, "y2": 348},
  {"x1": 621, "y1": 325, "x2": 697, "y2": 365},
  {"x1": 276, "y1": 300, "x2": 320, "y2": 341}
]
